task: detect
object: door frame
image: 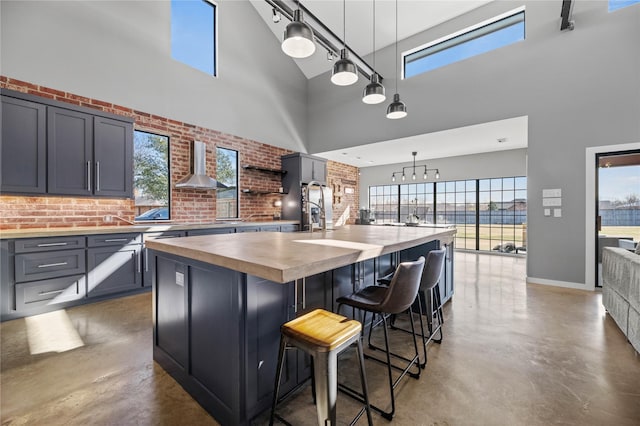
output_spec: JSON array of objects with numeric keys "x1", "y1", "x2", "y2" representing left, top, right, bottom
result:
[{"x1": 585, "y1": 142, "x2": 640, "y2": 290}]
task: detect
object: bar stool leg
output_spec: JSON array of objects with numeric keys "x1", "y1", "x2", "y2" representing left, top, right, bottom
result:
[
  {"x1": 313, "y1": 351, "x2": 338, "y2": 426},
  {"x1": 355, "y1": 338, "x2": 374, "y2": 426},
  {"x1": 269, "y1": 336, "x2": 287, "y2": 426}
]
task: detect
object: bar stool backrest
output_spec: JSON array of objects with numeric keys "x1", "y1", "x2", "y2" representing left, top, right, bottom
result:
[
  {"x1": 421, "y1": 249, "x2": 446, "y2": 291},
  {"x1": 379, "y1": 256, "x2": 425, "y2": 314}
]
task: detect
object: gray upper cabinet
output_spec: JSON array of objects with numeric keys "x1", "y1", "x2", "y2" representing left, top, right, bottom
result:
[
  {"x1": 1, "y1": 96, "x2": 47, "y2": 194},
  {"x1": 300, "y1": 155, "x2": 326, "y2": 184},
  {"x1": 94, "y1": 117, "x2": 133, "y2": 197},
  {"x1": 47, "y1": 107, "x2": 93, "y2": 195},
  {"x1": 0, "y1": 89, "x2": 134, "y2": 198}
]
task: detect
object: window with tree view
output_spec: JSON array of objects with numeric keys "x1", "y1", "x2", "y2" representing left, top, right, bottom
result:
[
  {"x1": 216, "y1": 147, "x2": 238, "y2": 218},
  {"x1": 134, "y1": 131, "x2": 170, "y2": 221}
]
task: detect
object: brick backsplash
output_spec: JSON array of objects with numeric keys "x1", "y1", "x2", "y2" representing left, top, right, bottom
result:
[{"x1": 0, "y1": 77, "x2": 360, "y2": 230}]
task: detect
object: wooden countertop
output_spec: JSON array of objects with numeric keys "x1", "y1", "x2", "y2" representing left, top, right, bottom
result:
[
  {"x1": 0, "y1": 221, "x2": 299, "y2": 239},
  {"x1": 146, "y1": 225, "x2": 456, "y2": 283}
]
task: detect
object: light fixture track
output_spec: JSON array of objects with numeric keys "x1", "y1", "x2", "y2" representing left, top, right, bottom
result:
[{"x1": 266, "y1": 0, "x2": 382, "y2": 81}]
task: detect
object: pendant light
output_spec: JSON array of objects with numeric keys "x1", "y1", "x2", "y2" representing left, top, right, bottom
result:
[
  {"x1": 282, "y1": 8, "x2": 315, "y2": 59},
  {"x1": 362, "y1": 0, "x2": 385, "y2": 104},
  {"x1": 331, "y1": 0, "x2": 358, "y2": 86},
  {"x1": 386, "y1": 0, "x2": 407, "y2": 119}
]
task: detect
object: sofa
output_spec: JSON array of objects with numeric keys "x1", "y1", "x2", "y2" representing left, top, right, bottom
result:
[{"x1": 602, "y1": 247, "x2": 640, "y2": 353}]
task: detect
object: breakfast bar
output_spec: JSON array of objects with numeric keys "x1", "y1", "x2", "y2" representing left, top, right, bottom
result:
[{"x1": 146, "y1": 225, "x2": 455, "y2": 425}]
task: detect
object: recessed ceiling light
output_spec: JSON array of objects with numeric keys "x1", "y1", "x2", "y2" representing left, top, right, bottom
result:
[
  {"x1": 497, "y1": 138, "x2": 508, "y2": 143},
  {"x1": 342, "y1": 152, "x2": 348, "y2": 155}
]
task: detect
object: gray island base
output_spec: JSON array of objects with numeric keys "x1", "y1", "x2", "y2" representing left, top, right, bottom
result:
[{"x1": 146, "y1": 225, "x2": 455, "y2": 425}]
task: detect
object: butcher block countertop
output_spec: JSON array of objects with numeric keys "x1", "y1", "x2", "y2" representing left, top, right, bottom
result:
[
  {"x1": 146, "y1": 225, "x2": 456, "y2": 283},
  {"x1": 0, "y1": 220, "x2": 299, "y2": 239}
]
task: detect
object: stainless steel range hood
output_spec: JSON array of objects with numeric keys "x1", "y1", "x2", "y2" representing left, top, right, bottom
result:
[{"x1": 175, "y1": 141, "x2": 218, "y2": 190}]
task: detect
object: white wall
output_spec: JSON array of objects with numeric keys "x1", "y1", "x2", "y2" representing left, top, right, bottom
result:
[
  {"x1": 307, "y1": 0, "x2": 640, "y2": 287},
  {"x1": 0, "y1": 0, "x2": 309, "y2": 152},
  {"x1": 359, "y1": 148, "x2": 528, "y2": 207}
]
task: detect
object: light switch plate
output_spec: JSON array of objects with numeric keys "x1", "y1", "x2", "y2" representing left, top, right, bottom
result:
[
  {"x1": 176, "y1": 271, "x2": 184, "y2": 287},
  {"x1": 543, "y1": 188, "x2": 562, "y2": 198},
  {"x1": 544, "y1": 208, "x2": 551, "y2": 216},
  {"x1": 543, "y1": 197, "x2": 562, "y2": 207},
  {"x1": 554, "y1": 208, "x2": 562, "y2": 218}
]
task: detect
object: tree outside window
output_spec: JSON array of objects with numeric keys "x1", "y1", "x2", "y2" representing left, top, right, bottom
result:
[{"x1": 134, "y1": 131, "x2": 170, "y2": 220}]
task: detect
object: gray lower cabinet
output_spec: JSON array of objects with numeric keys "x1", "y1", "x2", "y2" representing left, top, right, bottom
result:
[
  {"x1": 87, "y1": 233, "x2": 142, "y2": 297},
  {"x1": 142, "y1": 231, "x2": 187, "y2": 287},
  {"x1": 0, "y1": 96, "x2": 47, "y2": 194},
  {"x1": 186, "y1": 228, "x2": 235, "y2": 236}
]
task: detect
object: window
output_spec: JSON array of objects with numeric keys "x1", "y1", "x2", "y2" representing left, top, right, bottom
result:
[
  {"x1": 134, "y1": 131, "x2": 170, "y2": 221},
  {"x1": 171, "y1": 0, "x2": 217, "y2": 75},
  {"x1": 368, "y1": 176, "x2": 527, "y2": 253},
  {"x1": 403, "y1": 8, "x2": 525, "y2": 79},
  {"x1": 609, "y1": 0, "x2": 640, "y2": 11},
  {"x1": 216, "y1": 147, "x2": 238, "y2": 218}
]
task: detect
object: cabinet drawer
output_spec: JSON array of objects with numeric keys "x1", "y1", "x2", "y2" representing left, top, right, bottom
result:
[
  {"x1": 88, "y1": 233, "x2": 142, "y2": 247},
  {"x1": 187, "y1": 228, "x2": 235, "y2": 236},
  {"x1": 15, "y1": 274, "x2": 85, "y2": 310},
  {"x1": 143, "y1": 231, "x2": 186, "y2": 241},
  {"x1": 15, "y1": 236, "x2": 85, "y2": 253},
  {"x1": 15, "y1": 249, "x2": 86, "y2": 283}
]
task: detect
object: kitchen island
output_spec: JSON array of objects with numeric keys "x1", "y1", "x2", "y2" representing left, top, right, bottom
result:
[{"x1": 146, "y1": 225, "x2": 455, "y2": 425}]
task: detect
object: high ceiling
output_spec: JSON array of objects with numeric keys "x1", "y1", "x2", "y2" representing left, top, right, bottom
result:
[
  {"x1": 250, "y1": 0, "x2": 493, "y2": 79},
  {"x1": 250, "y1": 1, "x2": 528, "y2": 167},
  {"x1": 316, "y1": 116, "x2": 528, "y2": 168}
]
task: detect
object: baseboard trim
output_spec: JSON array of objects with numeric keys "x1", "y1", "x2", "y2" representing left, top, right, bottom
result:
[{"x1": 526, "y1": 276, "x2": 594, "y2": 291}]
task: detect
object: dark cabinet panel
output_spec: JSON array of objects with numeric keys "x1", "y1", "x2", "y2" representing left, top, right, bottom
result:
[
  {"x1": 186, "y1": 228, "x2": 235, "y2": 236},
  {"x1": 190, "y1": 265, "x2": 240, "y2": 412},
  {"x1": 143, "y1": 231, "x2": 187, "y2": 288},
  {"x1": 279, "y1": 224, "x2": 299, "y2": 233},
  {"x1": 87, "y1": 245, "x2": 141, "y2": 297},
  {"x1": 1, "y1": 96, "x2": 47, "y2": 194},
  {"x1": 87, "y1": 233, "x2": 141, "y2": 247},
  {"x1": 47, "y1": 106, "x2": 93, "y2": 195},
  {"x1": 15, "y1": 274, "x2": 85, "y2": 310},
  {"x1": 14, "y1": 236, "x2": 86, "y2": 253},
  {"x1": 300, "y1": 156, "x2": 326, "y2": 184},
  {"x1": 15, "y1": 249, "x2": 86, "y2": 283},
  {"x1": 94, "y1": 117, "x2": 133, "y2": 197},
  {"x1": 155, "y1": 256, "x2": 188, "y2": 368}
]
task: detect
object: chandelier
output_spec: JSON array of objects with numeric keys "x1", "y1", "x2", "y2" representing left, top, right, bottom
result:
[{"x1": 391, "y1": 152, "x2": 440, "y2": 182}]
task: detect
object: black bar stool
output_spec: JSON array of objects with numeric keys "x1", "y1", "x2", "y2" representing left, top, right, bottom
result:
[
  {"x1": 269, "y1": 309, "x2": 373, "y2": 426},
  {"x1": 377, "y1": 249, "x2": 446, "y2": 368},
  {"x1": 336, "y1": 257, "x2": 425, "y2": 420}
]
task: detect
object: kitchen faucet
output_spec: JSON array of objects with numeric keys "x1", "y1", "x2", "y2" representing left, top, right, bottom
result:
[{"x1": 306, "y1": 180, "x2": 325, "y2": 233}]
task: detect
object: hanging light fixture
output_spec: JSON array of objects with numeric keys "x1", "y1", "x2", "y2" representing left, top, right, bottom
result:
[
  {"x1": 386, "y1": 0, "x2": 407, "y2": 119},
  {"x1": 331, "y1": 0, "x2": 358, "y2": 86},
  {"x1": 272, "y1": 8, "x2": 281, "y2": 23},
  {"x1": 362, "y1": 0, "x2": 385, "y2": 104},
  {"x1": 390, "y1": 152, "x2": 440, "y2": 182},
  {"x1": 281, "y1": 8, "x2": 315, "y2": 59}
]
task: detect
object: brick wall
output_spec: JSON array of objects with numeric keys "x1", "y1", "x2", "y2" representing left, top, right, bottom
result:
[
  {"x1": 327, "y1": 161, "x2": 360, "y2": 226},
  {"x1": 0, "y1": 77, "x2": 359, "y2": 229}
]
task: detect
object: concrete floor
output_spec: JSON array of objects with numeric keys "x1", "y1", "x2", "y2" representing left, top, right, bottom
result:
[{"x1": 2, "y1": 252, "x2": 640, "y2": 425}]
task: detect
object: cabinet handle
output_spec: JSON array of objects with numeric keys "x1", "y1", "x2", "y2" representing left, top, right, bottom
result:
[
  {"x1": 145, "y1": 248, "x2": 149, "y2": 272},
  {"x1": 302, "y1": 277, "x2": 306, "y2": 310},
  {"x1": 137, "y1": 251, "x2": 141, "y2": 274},
  {"x1": 96, "y1": 161, "x2": 100, "y2": 191},
  {"x1": 38, "y1": 289, "x2": 65, "y2": 296},
  {"x1": 36, "y1": 242, "x2": 68, "y2": 247},
  {"x1": 294, "y1": 278, "x2": 298, "y2": 314},
  {"x1": 37, "y1": 262, "x2": 68, "y2": 268},
  {"x1": 104, "y1": 238, "x2": 128, "y2": 242},
  {"x1": 87, "y1": 161, "x2": 91, "y2": 191}
]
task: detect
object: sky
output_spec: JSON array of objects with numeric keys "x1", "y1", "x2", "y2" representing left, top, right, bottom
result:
[{"x1": 599, "y1": 165, "x2": 640, "y2": 202}]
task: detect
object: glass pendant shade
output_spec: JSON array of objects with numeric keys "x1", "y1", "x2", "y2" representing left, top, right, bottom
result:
[
  {"x1": 281, "y1": 10, "x2": 315, "y2": 59},
  {"x1": 331, "y1": 49, "x2": 358, "y2": 86},
  {"x1": 362, "y1": 73, "x2": 386, "y2": 104},
  {"x1": 386, "y1": 93, "x2": 407, "y2": 119}
]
